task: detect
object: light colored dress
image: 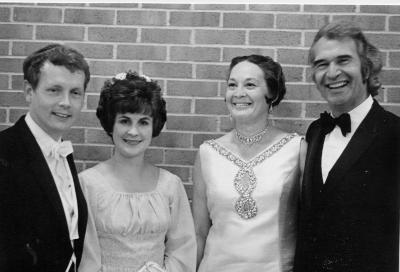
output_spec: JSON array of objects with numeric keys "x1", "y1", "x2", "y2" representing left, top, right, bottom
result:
[
  {"x1": 78, "y1": 167, "x2": 196, "y2": 272},
  {"x1": 198, "y1": 133, "x2": 301, "y2": 272}
]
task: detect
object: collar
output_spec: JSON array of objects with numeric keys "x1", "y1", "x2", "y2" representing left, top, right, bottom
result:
[
  {"x1": 347, "y1": 95, "x2": 373, "y2": 131},
  {"x1": 25, "y1": 113, "x2": 62, "y2": 157}
]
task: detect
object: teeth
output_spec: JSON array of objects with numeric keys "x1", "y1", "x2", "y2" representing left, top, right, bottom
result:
[
  {"x1": 327, "y1": 81, "x2": 348, "y2": 89},
  {"x1": 233, "y1": 103, "x2": 251, "y2": 107},
  {"x1": 54, "y1": 113, "x2": 69, "y2": 118}
]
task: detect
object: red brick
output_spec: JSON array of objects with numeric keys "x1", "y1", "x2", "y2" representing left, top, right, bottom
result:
[
  {"x1": 66, "y1": 43, "x2": 113, "y2": 59},
  {"x1": 277, "y1": 14, "x2": 329, "y2": 30},
  {"x1": 193, "y1": 133, "x2": 224, "y2": 148},
  {"x1": 88, "y1": 27, "x2": 137, "y2": 43},
  {"x1": 143, "y1": 62, "x2": 192, "y2": 79},
  {"x1": 277, "y1": 48, "x2": 308, "y2": 65},
  {"x1": 273, "y1": 119, "x2": 312, "y2": 135},
  {"x1": 166, "y1": 80, "x2": 218, "y2": 97},
  {"x1": 195, "y1": 29, "x2": 245, "y2": 45},
  {"x1": 12, "y1": 41, "x2": 52, "y2": 56},
  {"x1": 0, "y1": 58, "x2": 23, "y2": 73},
  {"x1": 360, "y1": 5, "x2": 400, "y2": 14},
  {"x1": 222, "y1": 47, "x2": 274, "y2": 62},
  {"x1": 220, "y1": 115, "x2": 233, "y2": 132},
  {"x1": 305, "y1": 31, "x2": 319, "y2": 47},
  {"x1": 65, "y1": 9, "x2": 114, "y2": 25},
  {"x1": 86, "y1": 76, "x2": 108, "y2": 94},
  {"x1": 117, "y1": 10, "x2": 166, "y2": 26},
  {"x1": 304, "y1": 5, "x2": 356, "y2": 12},
  {"x1": 38, "y1": 3, "x2": 85, "y2": 7},
  {"x1": 74, "y1": 111, "x2": 101, "y2": 128},
  {"x1": 86, "y1": 128, "x2": 112, "y2": 145},
  {"x1": 224, "y1": 13, "x2": 274, "y2": 28},
  {"x1": 165, "y1": 149, "x2": 196, "y2": 166},
  {"x1": 0, "y1": 24, "x2": 32, "y2": 39},
  {"x1": 11, "y1": 75, "x2": 23, "y2": 90},
  {"x1": 249, "y1": 4, "x2": 300, "y2": 11},
  {"x1": 271, "y1": 101, "x2": 302, "y2": 118},
  {"x1": 89, "y1": 60, "x2": 139, "y2": 77},
  {"x1": 74, "y1": 144, "x2": 112, "y2": 161},
  {"x1": 151, "y1": 131, "x2": 192, "y2": 148},
  {"x1": 14, "y1": 7, "x2": 61, "y2": 23},
  {"x1": 332, "y1": 15, "x2": 386, "y2": 31},
  {"x1": 305, "y1": 102, "x2": 330, "y2": 118},
  {"x1": 142, "y1": 4, "x2": 190, "y2": 9},
  {"x1": 167, "y1": 115, "x2": 218, "y2": 132},
  {"x1": 0, "y1": 91, "x2": 27, "y2": 107},
  {"x1": 86, "y1": 94, "x2": 99, "y2": 110},
  {"x1": 381, "y1": 69, "x2": 400, "y2": 85},
  {"x1": 0, "y1": 74, "x2": 8, "y2": 89},
  {"x1": 117, "y1": 45, "x2": 167, "y2": 61},
  {"x1": 142, "y1": 29, "x2": 191, "y2": 44},
  {"x1": 0, "y1": 41, "x2": 8, "y2": 55},
  {"x1": 165, "y1": 97, "x2": 192, "y2": 113},
  {"x1": 64, "y1": 128, "x2": 85, "y2": 144},
  {"x1": 388, "y1": 52, "x2": 400, "y2": 68},
  {"x1": 282, "y1": 66, "x2": 303, "y2": 82},
  {"x1": 88, "y1": 3, "x2": 138, "y2": 8},
  {"x1": 285, "y1": 83, "x2": 323, "y2": 101},
  {"x1": 195, "y1": 99, "x2": 228, "y2": 115},
  {"x1": 170, "y1": 46, "x2": 220, "y2": 62},
  {"x1": 0, "y1": 7, "x2": 10, "y2": 21},
  {"x1": 387, "y1": 88, "x2": 400, "y2": 103},
  {"x1": 383, "y1": 105, "x2": 400, "y2": 117},
  {"x1": 170, "y1": 12, "x2": 219, "y2": 27},
  {"x1": 9, "y1": 108, "x2": 28, "y2": 123},
  {"x1": 36, "y1": 25, "x2": 84, "y2": 41},
  {"x1": 250, "y1": 31, "x2": 301, "y2": 46},
  {"x1": 0, "y1": 108, "x2": 7, "y2": 123},
  {"x1": 365, "y1": 33, "x2": 400, "y2": 50},
  {"x1": 389, "y1": 16, "x2": 400, "y2": 32},
  {"x1": 196, "y1": 64, "x2": 227, "y2": 80},
  {"x1": 145, "y1": 148, "x2": 164, "y2": 164},
  {"x1": 194, "y1": 4, "x2": 245, "y2": 10}
]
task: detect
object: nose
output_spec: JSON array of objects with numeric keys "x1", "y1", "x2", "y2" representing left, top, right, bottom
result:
[
  {"x1": 233, "y1": 85, "x2": 246, "y2": 97},
  {"x1": 326, "y1": 62, "x2": 340, "y2": 79},
  {"x1": 127, "y1": 124, "x2": 139, "y2": 136},
  {"x1": 59, "y1": 92, "x2": 71, "y2": 107}
]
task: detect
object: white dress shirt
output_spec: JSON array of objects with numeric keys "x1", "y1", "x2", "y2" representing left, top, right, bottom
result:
[
  {"x1": 321, "y1": 95, "x2": 373, "y2": 183},
  {"x1": 25, "y1": 113, "x2": 79, "y2": 241}
]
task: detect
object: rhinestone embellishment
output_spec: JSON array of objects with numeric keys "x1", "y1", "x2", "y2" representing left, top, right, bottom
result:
[{"x1": 206, "y1": 133, "x2": 296, "y2": 220}]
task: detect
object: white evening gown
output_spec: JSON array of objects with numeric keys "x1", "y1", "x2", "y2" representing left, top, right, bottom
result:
[
  {"x1": 198, "y1": 133, "x2": 301, "y2": 272},
  {"x1": 78, "y1": 167, "x2": 196, "y2": 272}
]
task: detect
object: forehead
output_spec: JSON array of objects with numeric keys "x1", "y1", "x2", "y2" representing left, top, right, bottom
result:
[
  {"x1": 117, "y1": 112, "x2": 152, "y2": 119},
  {"x1": 38, "y1": 61, "x2": 85, "y2": 87},
  {"x1": 312, "y1": 37, "x2": 359, "y2": 62},
  {"x1": 229, "y1": 61, "x2": 264, "y2": 79}
]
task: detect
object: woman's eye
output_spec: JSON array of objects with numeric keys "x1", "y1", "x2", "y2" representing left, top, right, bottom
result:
[
  {"x1": 246, "y1": 83, "x2": 256, "y2": 88},
  {"x1": 227, "y1": 83, "x2": 236, "y2": 89},
  {"x1": 140, "y1": 120, "x2": 150, "y2": 125}
]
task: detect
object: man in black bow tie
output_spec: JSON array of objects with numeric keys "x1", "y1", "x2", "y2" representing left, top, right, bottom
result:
[
  {"x1": 294, "y1": 21, "x2": 400, "y2": 272},
  {"x1": 0, "y1": 44, "x2": 89, "y2": 272}
]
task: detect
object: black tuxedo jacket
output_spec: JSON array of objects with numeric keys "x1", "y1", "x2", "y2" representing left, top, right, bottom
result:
[
  {"x1": 0, "y1": 116, "x2": 88, "y2": 272},
  {"x1": 294, "y1": 101, "x2": 400, "y2": 272}
]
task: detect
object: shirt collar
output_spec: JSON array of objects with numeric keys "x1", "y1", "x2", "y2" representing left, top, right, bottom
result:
[
  {"x1": 347, "y1": 95, "x2": 373, "y2": 131},
  {"x1": 25, "y1": 113, "x2": 61, "y2": 157}
]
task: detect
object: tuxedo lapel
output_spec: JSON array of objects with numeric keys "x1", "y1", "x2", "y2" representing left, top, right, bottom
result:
[
  {"x1": 16, "y1": 117, "x2": 70, "y2": 238},
  {"x1": 323, "y1": 101, "x2": 381, "y2": 190}
]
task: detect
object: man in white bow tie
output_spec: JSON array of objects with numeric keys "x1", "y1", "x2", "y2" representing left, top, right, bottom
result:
[{"x1": 0, "y1": 44, "x2": 90, "y2": 272}]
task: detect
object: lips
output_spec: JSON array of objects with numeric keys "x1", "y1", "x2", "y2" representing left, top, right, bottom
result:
[
  {"x1": 326, "y1": 80, "x2": 349, "y2": 89},
  {"x1": 123, "y1": 138, "x2": 142, "y2": 145},
  {"x1": 232, "y1": 102, "x2": 252, "y2": 107},
  {"x1": 53, "y1": 112, "x2": 71, "y2": 118}
]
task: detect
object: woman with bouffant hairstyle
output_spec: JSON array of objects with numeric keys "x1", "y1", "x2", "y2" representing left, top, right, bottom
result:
[{"x1": 79, "y1": 71, "x2": 196, "y2": 272}]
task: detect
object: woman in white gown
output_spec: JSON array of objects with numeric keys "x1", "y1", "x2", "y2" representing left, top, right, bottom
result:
[
  {"x1": 193, "y1": 55, "x2": 304, "y2": 272},
  {"x1": 79, "y1": 71, "x2": 196, "y2": 272}
]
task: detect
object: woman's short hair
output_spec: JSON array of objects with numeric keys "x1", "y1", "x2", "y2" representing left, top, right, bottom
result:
[
  {"x1": 96, "y1": 71, "x2": 167, "y2": 138},
  {"x1": 227, "y1": 55, "x2": 286, "y2": 107}
]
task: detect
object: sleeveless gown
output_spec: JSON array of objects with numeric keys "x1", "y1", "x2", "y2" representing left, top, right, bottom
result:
[{"x1": 198, "y1": 133, "x2": 301, "y2": 272}]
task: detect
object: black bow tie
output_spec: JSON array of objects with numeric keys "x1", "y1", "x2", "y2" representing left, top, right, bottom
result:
[{"x1": 320, "y1": 111, "x2": 351, "y2": 136}]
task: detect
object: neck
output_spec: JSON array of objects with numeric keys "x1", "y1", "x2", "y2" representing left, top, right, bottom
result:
[
  {"x1": 110, "y1": 152, "x2": 146, "y2": 177},
  {"x1": 234, "y1": 118, "x2": 268, "y2": 136}
]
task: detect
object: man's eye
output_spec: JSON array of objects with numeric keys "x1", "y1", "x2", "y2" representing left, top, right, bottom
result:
[
  {"x1": 72, "y1": 90, "x2": 83, "y2": 96},
  {"x1": 47, "y1": 88, "x2": 58, "y2": 93}
]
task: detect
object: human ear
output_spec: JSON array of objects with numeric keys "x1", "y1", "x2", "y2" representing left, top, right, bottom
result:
[{"x1": 24, "y1": 80, "x2": 34, "y2": 104}]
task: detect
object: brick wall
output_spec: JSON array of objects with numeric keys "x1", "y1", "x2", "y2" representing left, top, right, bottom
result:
[{"x1": 1, "y1": 3, "x2": 400, "y2": 199}]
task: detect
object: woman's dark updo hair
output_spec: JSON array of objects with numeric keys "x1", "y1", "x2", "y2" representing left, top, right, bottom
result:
[
  {"x1": 228, "y1": 55, "x2": 286, "y2": 107},
  {"x1": 96, "y1": 71, "x2": 166, "y2": 138}
]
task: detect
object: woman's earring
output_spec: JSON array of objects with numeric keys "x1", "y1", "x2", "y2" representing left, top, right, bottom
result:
[{"x1": 269, "y1": 104, "x2": 273, "y2": 114}]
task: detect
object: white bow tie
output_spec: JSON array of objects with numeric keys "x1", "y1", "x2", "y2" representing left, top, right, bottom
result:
[{"x1": 50, "y1": 141, "x2": 73, "y2": 160}]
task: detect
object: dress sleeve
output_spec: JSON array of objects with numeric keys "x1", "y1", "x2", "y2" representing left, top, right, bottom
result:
[
  {"x1": 78, "y1": 173, "x2": 102, "y2": 272},
  {"x1": 164, "y1": 177, "x2": 196, "y2": 272}
]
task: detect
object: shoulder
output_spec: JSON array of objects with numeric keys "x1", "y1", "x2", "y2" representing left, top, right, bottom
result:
[
  {"x1": 305, "y1": 118, "x2": 322, "y2": 143},
  {"x1": 158, "y1": 168, "x2": 187, "y2": 197},
  {"x1": 79, "y1": 163, "x2": 106, "y2": 187}
]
